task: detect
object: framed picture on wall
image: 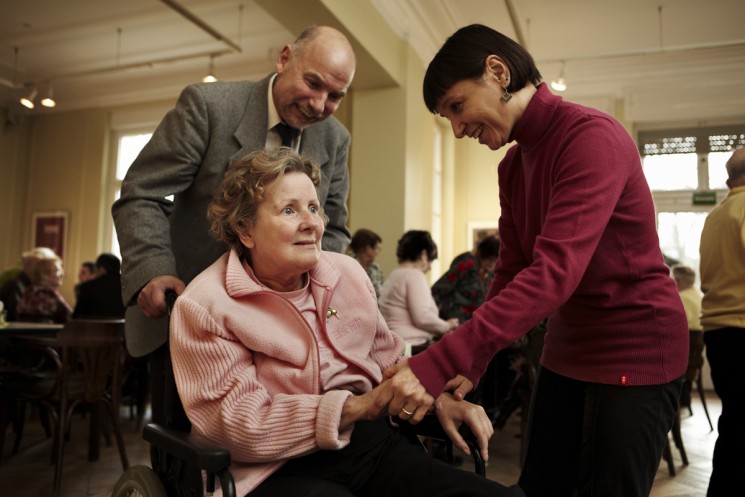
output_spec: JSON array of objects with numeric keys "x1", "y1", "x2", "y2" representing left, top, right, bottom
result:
[
  {"x1": 32, "y1": 211, "x2": 68, "y2": 260},
  {"x1": 467, "y1": 221, "x2": 499, "y2": 250}
]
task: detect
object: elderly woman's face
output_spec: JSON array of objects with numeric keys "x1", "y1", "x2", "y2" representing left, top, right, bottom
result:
[
  {"x1": 41, "y1": 260, "x2": 64, "y2": 288},
  {"x1": 238, "y1": 172, "x2": 324, "y2": 290}
]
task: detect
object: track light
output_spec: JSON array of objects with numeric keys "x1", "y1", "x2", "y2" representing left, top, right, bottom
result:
[
  {"x1": 550, "y1": 62, "x2": 567, "y2": 92},
  {"x1": 202, "y1": 55, "x2": 218, "y2": 83},
  {"x1": 20, "y1": 88, "x2": 37, "y2": 109},
  {"x1": 41, "y1": 85, "x2": 56, "y2": 108}
]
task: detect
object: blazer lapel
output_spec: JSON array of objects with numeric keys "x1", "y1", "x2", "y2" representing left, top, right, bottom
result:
[{"x1": 299, "y1": 124, "x2": 330, "y2": 167}]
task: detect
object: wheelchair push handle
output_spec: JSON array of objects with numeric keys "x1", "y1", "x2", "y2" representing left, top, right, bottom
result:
[{"x1": 165, "y1": 289, "x2": 178, "y2": 315}]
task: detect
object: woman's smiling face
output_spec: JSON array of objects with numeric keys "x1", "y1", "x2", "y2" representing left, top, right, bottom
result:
[{"x1": 435, "y1": 56, "x2": 518, "y2": 151}]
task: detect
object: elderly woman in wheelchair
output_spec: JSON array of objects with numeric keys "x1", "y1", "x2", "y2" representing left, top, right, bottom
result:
[{"x1": 162, "y1": 149, "x2": 523, "y2": 497}]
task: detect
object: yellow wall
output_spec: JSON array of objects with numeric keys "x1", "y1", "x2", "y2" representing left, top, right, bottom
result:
[
  {"x1": 454, "y1": 138, "x2": 507, "y2": 247},
  {"x1": 0, "y1": 112, "x2": 32, "y2": 274},
  {"x1": 7, "y1": 110, "x2": 109, "y2": 303},
  {"x1": 350, "y1": 85, "x2": 407, "y2": 275}
]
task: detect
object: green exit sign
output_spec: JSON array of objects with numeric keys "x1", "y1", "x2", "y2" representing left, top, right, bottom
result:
[{"x1": 692, "y1": 191, "x2": 717, "y2": 205}]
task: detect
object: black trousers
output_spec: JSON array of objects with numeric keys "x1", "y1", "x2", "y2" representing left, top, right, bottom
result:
[
  {"x1": 518, "y1": 367, "x2": 682, "y2": 497},
  {"x1": 704, "y1": 328, "x2": 745, "y2": 497},
  {"x1": 249, "y1": 418, "x2": 524, "y2": 497}
]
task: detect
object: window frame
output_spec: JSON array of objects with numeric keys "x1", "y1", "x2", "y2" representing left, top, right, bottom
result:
[
  {"x1": 639, "y1": 125, "x2": 743, "y2": 276},
  {"x1": 105, "y1": 127, "x2": 155, "y2": 258}
]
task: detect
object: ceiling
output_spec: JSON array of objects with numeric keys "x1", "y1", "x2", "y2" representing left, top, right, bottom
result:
[{"x1": 1, "y1": 0, "x2": 744, "y2": 123}]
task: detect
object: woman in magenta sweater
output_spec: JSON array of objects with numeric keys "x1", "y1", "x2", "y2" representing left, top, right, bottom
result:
[{"x1": 386, "y1": 25, "x2": 688, "y2": 497}]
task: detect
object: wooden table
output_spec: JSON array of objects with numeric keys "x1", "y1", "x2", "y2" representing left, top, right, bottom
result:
[{"x1": 0, "y1": 321, "x2": 64, "y2": 338}]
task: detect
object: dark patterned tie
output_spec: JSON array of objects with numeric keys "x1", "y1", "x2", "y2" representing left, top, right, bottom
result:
[{"x1": 275, "y1": 122, "x2": 297, "y2": 148}]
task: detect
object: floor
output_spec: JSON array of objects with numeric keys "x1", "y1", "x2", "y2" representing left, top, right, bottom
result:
[{"x1": 0, "y1": 393, "x2": 720, "y2": 497}]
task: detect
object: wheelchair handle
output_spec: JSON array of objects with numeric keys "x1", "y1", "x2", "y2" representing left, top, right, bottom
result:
[{"x1": 165, "y1": 289, "x2": 178, "y2": 315}]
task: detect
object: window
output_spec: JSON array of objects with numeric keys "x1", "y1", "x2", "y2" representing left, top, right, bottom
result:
[
  {"x1": 639, "y1": 126, "x2": 745, "y2": 281},
  {"x1": 107, "y1": 131, "x2": 153, "y2": 259}
]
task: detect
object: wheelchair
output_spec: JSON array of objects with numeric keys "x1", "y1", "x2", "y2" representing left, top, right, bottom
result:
[{"x1": 111, "y1": 293, "x2": 486, "y2": 497}]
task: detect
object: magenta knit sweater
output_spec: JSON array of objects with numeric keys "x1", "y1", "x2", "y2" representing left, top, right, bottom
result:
[{"x1": 410, "y1": 84, "x2": 688, "y2": 394}]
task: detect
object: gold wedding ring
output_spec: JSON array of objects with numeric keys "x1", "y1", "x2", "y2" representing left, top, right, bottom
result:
[{"x1": 401, "y1": 407, "x2": 414, "y2": 416}]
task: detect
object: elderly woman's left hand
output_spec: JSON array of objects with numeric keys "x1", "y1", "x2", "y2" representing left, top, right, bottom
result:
[
  {"x1": 382, "y1": 360, "x2": 435, "y2": 423},
  {"x1": 434, "y1": 392, "x2": 494, "y2": 462}
]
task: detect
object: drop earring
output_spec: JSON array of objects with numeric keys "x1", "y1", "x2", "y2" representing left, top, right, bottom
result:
[{"x1": 501, "y1": 79, "x2": 512, "y2": 102}]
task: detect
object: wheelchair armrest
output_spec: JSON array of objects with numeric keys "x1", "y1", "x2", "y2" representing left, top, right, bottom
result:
[
  {"x1": 143, "y1": 422, "x2": 231, "y2": 474},
  {"x1": 392, "y1": 415, "x2": 486, "y2": 476}
]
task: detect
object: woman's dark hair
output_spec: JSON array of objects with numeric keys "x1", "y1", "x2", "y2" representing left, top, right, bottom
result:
[
  {"x1": 349, "y1": 228, "x2": 382, "y2": 255},
  {"x1": 423, "y1": 24, "x2": 542, "y2": 113},
  {"x1": 476, "y1": 235, "x2": 500, "y2": 260},
  {"x1": 396, "y1": 230, "x2": 438, "y2": 263}
]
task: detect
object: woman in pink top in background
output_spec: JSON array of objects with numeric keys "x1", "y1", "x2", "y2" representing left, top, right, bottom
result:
[
  {"x1": 379, "y1": 230, "x2": 459, "y2": 348},
  {"x1": 169, "y1": 149, "x2": 523, "y2": 497},
  {"x1": 385, "y1": 24, "x2": 688, "y2": 497}
]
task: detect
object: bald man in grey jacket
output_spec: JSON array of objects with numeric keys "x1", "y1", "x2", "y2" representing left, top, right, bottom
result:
[{"x1": 112, "y1": 26, "x2": 355, "y2": 423}]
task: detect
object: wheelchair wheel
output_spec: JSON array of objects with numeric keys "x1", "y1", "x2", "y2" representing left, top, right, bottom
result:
[{"x1": 111, "y1": 465, "x2": 167, "y2": 497}]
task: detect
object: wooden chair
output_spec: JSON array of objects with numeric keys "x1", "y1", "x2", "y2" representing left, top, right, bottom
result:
[
  {"x1": 683, "y1": 331, "x2": 713, "y2": 431},
  {"x1": 0, "y1": 336, "x2": 62, "y2": 461},
  {"x1": 662, "y1": 410, "x2": 688, "y2": 476},
  {"x1": 662, "y1": 330, "x2": 712, "y2": 477},
  {"x1": 50, "y1": 319, "x2": 129, "y2": 496}
]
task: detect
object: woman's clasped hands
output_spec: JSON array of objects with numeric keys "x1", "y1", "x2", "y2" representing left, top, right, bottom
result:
[{"x1": 339, "y1": 358, "x2": 491, "y2": 461}]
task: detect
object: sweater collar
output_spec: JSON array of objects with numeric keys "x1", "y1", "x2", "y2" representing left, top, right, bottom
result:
[
  {"x1": 508, "y1": 83, "x2": 562, "y2": 152},
  {"x1": 224, "y1": 249, "x2": 341, "y2": 298}
]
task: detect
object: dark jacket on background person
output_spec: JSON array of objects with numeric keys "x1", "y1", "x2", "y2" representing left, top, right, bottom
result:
[{"x1": 73, "y1": 272, "x2": 126, "y2": 319}]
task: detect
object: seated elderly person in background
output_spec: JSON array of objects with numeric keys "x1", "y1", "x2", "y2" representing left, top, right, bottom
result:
[
  {"x1": 379, "y1": 231, "x2": 459, "y2": 349},
  {"x1": 347, "y1": 228, "x2": 385, "y2": 302},
  {"x1": 169, "y1": 149, "x2": 522, "y2": 497},
  {"x1": 16, "y1": 254, "x2": 71, "y2": 323},
  {"x1": 0, "y1": 247, "x2": 57, "y2": 321},
  {"x1": 432, "y1": 235, "x2": 500, "y2": 323}
]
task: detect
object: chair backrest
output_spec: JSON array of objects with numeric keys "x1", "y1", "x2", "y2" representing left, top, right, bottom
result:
[{"x1": 56, "y1": 319, "x2": 125, "y2": 402}]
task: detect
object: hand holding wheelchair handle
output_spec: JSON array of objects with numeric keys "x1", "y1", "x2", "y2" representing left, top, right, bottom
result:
[
  {"x1": 392, "y1": 405, "x2": 487, "y2": 475},
  {"x1": 136, "y1": 276, "x2": 185, "y2": 318}
]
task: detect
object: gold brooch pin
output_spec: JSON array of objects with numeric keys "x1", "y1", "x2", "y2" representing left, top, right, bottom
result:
[{"x1": 326, "y1": 307, "x2": 340, "y2": 320}]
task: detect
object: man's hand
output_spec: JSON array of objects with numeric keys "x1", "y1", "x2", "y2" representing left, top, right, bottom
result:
[
  {"x1": 434, "y1": 392, "x2": 494, "y2": 462},
  {"x1": 382, "y1": 360, "x2": 435, "y2": 424},
  {"x1": 136, "y1": 275, "x2": 185, "y2": 318}
]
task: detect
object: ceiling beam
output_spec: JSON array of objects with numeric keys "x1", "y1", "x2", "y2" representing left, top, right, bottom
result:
[
  {"x1": 504, "y1": 0, "x2": 527, "y2": 48},
  {"x1": 159, "y1": 0, "x2": 242, "y2": 53}
]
